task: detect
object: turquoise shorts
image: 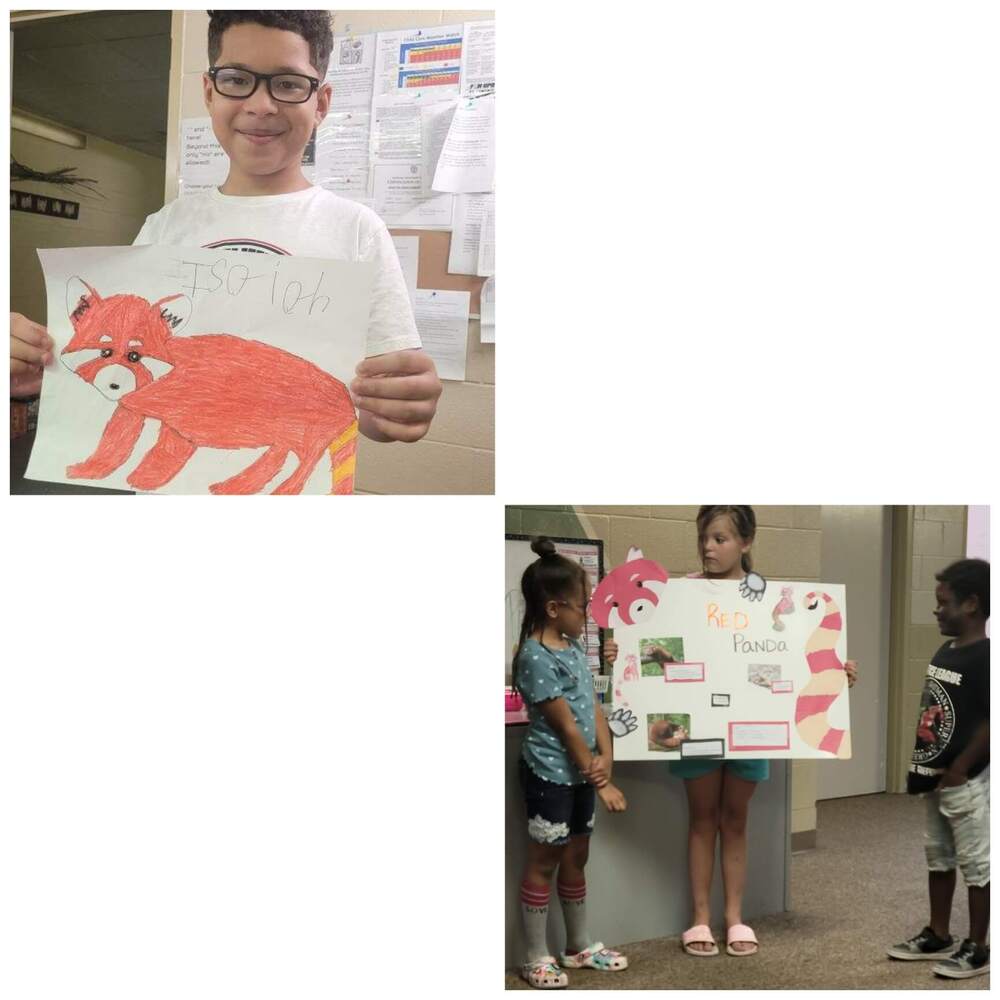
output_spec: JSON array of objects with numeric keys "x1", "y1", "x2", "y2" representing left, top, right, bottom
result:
[{"x1": 668, "y1": 758, "x2": 770, "y2": 783}]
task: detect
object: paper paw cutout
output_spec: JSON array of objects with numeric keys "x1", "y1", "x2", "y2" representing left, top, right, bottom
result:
[
  {"x1": 739, "y1": 572, "x2": 767, "y2": 602},
  {"x1": 607, "y1": 708, "x2": 639, "y2": 738}
]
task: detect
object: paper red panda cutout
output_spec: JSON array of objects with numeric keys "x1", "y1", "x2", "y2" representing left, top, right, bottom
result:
[
  {"x1": 589, "y1": 546, "x2": 670, "y2": 629},
  {"x1": 60, "y1": 277, "x2": 357, "y2": 494}
]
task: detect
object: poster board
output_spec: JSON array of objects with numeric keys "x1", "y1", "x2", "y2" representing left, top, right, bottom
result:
[
  {"x1": 600, "y1": 565, "x2": 852, "y2": 761},
  {"x1": 504, "y1": 534, "x2": 605, "y2": 686}
]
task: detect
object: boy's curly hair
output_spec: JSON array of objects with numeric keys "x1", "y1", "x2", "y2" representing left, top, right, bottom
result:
[
  {"x1": 936, "y1": 558, "x2": 990, "y2": 619},
  {"x1": 207, "y1": 11, "x2": 334, "y2": 79}
]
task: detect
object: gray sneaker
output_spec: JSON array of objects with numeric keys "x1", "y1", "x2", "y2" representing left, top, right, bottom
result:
[
  {"x1": 932, "y1": 939, "x2": 990, "y2": 979},
  {"x1": 887, "y1": 926, "x2": 959, "y2": 960}
]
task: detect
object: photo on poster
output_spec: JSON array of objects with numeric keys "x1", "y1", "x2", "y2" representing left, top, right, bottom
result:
[
  {"x1": 639, "y1": 636, "x2": 684, "y2": 673},
  {"x1": 647, "y1": 713, "x2": 691, "y2": 752}
]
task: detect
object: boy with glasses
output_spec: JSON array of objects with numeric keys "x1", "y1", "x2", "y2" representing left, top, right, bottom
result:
[{"x1": 11, "y1": 10, "x2": 441, "y2": 458}]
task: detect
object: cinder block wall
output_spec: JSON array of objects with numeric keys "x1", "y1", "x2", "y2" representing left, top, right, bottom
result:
[
  {"x1": 890, "y1": 506, "x2": 968, "y2": 791},
  {"x1": 505, "y1": 505, "x2": 824, "y2": 839},
  {"x1": 173, "y1": 11, "x2": 494, "y2": 494}
]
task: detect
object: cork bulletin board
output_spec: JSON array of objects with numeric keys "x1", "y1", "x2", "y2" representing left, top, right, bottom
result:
[{"x1": 389, "y1": 228, "x2": 488, "y2": 315}]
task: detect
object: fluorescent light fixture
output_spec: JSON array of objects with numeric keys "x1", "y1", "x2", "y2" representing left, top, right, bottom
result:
[{"x1": 12, "y1": 109, "x2": 86, "y2": 149}]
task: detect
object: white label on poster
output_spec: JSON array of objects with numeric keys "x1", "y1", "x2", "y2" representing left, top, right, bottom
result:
[
  {"x1": 665, "y1": 662, "x2": 706, "y2": 682},
  {"x1": 680, "y1": 739, "x2": 725, "y2": 758}
]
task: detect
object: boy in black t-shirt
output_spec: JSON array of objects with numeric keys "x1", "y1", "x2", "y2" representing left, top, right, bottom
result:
[{"x1": 887, "y1": 558, "x2": 990, "y2": 979}]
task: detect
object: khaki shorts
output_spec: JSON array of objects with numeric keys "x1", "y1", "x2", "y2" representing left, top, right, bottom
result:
[{"x1": 924, "y1": 766, "x2": 990, "y2": 887}]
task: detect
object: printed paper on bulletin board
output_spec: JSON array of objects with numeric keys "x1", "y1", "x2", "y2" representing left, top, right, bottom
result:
[
  {"x1": 388, "y1": 229, "x2": 486, "y2": 313},
  {"x1": 600, "y1": 570, "x2": 852, "y2": 762}
]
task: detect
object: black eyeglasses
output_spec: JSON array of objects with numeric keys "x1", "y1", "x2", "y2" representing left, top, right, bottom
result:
[{"x1": 209, "y1": 66, "x2": 320, "y2": 104}]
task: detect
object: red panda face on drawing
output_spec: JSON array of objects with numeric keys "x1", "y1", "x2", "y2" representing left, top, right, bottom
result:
[{"x1": 61, "y1": 278, "x2": 191, "y2": 402}]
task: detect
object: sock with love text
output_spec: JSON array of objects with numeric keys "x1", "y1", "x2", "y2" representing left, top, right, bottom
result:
[
  {"x1": 558, "y1": 878, "x2": 590, "y2": 954},
  {"x1": 520, "y1": 880, "x2": 552, "y2": 963}
]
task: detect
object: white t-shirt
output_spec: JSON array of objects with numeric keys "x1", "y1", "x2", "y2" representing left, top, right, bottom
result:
[{"x1": 132, "y1": 186, "x2": 421, "y2": 357}]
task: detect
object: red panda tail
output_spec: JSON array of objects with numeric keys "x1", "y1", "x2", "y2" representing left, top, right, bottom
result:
[{"x1": 328, "y1": 420, "x2": 358, "y2": 495}]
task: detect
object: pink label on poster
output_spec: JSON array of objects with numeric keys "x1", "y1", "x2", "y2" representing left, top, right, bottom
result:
[
  {"x1": 664, "y1": 661, "x2": 705, "y2": 682},
  {"x1": 728, "y1": 721, "x2": 790, "y2": 751}
]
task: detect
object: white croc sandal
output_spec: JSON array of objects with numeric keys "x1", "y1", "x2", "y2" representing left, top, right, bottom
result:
[
  {"x1": 520, "y1": 956, "x2": 568, "y2": 989},
  {"x1": 560, "y1": 942, "x2": 628, "y2": 971}
]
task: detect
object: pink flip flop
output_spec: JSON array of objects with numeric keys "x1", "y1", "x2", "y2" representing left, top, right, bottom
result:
[
  {"x1": 682, "y1": 924, "x2": 719, "y2": 956},
  {"x1": 726, "y1": 923, "x2": 759, "y2": 956}
]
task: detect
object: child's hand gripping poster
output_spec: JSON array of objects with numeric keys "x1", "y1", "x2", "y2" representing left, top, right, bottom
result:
[
  {"x1": 26, "y1": 245, "x2": 375, "y2": 495},
  {"x1": 593, "y1": 549, "x2": 852, "y2": 761}
]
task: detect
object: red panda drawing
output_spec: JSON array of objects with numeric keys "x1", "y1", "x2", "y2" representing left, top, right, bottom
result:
[{"x1": 60, "y1": 278, "x2": 358, "y2": 494}]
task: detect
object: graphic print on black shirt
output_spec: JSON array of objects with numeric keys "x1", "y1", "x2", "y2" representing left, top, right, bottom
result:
[{"x1": 907, "y1": 638, "x2": 989, "y2": 794}]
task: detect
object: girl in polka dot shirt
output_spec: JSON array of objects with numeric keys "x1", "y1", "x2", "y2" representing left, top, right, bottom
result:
[{"x1": 513, "y1": 537, "x2": 629, "y2": 989}]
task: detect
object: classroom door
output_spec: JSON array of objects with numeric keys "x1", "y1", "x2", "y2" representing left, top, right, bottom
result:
[{"x1": 815, "y1": 506, "x2": 892, "y2": 799}]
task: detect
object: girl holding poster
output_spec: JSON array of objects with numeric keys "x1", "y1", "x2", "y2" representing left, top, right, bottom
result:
[
  {"x1": 513, "y1": 537, "x2": 629, "y2": 989},
  {"x1": 604, "y1": 506, "x2": 858, "y2": 958}
]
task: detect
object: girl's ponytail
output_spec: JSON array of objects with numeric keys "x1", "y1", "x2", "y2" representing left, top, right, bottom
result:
[{"x1": 512, "y1": 536, "x2": 588, "y2": 695}]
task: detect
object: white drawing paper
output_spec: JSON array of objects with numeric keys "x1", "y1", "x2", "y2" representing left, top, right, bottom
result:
[{"x1": 27, "y1": 245, "x2": 374, "y2": 495}]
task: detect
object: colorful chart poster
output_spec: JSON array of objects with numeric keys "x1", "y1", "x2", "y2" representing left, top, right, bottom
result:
[{"x1": 374, "y1": 25, "x2": 464, "y2": 100}]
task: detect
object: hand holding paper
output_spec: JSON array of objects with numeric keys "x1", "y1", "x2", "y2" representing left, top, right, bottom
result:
[
  {"x1": 10, "y1": 313, "x2": 54, "y2": 397},
  {"x1": 351, "y1": 348, "x2": 442, "y2": 443}
]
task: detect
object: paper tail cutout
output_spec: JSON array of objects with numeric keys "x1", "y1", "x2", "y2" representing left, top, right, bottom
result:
[
  {"x1": 796, "y1": 591, "x2": 850, "y2": 758},
  {"x1": 329, "y1": 419, "x2": 358, "y2": 495}
]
